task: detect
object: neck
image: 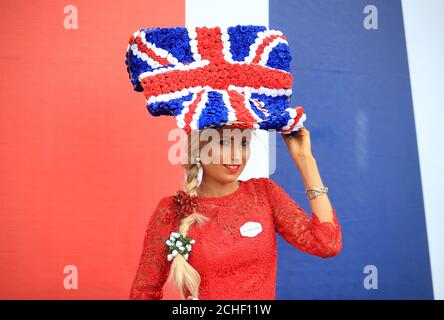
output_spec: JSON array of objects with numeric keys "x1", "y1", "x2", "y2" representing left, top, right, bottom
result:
[{"x1": 198, "y1": 177, "x2": 240, "y2": 198}]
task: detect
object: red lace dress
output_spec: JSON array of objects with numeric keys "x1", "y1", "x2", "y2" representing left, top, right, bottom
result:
[{"x1": 129, "y1": 177, "x2": 342, "y2": 300}]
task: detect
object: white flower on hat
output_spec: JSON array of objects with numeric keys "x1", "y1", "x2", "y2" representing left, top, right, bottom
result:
[
  {"x1": 176, "y1": 240, "x2": 183, "y2": 248},
  {"x1": 188, "y1": 29, "x2": 197, "y2": 39},
  {"x1": 190, "y1": 39, "x2": 198, "y2": 47},
  {"x1": 177, "y1": 120, "x2": 186, "y2": 128}
]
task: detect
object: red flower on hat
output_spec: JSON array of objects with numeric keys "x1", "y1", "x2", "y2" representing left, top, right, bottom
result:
[{"x1": 173, "y1": 190, "x2": 199, "y2": 219}]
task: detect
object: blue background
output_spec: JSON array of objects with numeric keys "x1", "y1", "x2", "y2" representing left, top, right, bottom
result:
[{"x1": 270, "y1": 0, "x2": 433, "y2": 299}]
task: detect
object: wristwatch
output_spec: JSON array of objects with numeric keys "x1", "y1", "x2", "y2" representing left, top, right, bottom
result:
[{"x1": 305, "y1": 186, "x2": 328, "y2": 200}]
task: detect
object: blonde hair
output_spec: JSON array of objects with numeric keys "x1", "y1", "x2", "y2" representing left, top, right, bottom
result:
[{"x1": 166, "y1": 130, "x2": 210, "y2": 299}]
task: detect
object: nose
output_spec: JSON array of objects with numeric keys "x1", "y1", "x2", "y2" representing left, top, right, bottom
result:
[{"x1": 231, "y1": 143, "x2": 243, "y2": 165}]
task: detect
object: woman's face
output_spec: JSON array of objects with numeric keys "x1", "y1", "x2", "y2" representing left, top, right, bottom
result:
[{"x1": 199, "y1": 126, "x2": 252, "y2": 184}]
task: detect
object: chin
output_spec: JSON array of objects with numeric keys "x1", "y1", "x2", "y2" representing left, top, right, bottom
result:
[
  {"x1": 220, "y1": 168, "x2": 244, "y2": 182},
  {"x1": 204, "y1": 163, "x2": 246, "y2": 184}
]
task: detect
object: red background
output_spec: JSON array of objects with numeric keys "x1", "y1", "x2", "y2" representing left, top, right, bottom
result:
[{"x1": 0, "y1": 0, "x2": 184, "y2": 299}]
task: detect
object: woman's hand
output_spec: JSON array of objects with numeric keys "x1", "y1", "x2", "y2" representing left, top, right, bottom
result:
[{"x1": 281, "y1": 126, "x2": 314, "y2": 164}]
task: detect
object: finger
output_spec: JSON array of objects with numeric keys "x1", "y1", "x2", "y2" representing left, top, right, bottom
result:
[{"x1": 281, "y1": 133, "x2": 293, "y2": 139}]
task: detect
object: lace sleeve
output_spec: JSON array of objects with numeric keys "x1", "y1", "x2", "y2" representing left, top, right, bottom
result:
[
  {"x1": 129, "y1": 196, "x2": 178, "y2": 299},
  {"x1": 262, "y1": 177, "x2": 342, "y2": 258}
]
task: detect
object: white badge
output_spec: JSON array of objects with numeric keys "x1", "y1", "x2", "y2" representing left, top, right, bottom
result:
[{"x1": 239, "y1": 221, "x2": 263, "y2": 237}]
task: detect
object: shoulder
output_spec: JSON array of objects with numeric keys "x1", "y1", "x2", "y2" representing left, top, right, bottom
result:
[
  {"x1": 151, "y1": 195, "x2": 177, "y2": 225},
  {"x1": 244, "y1": 176, "x2": 278, "y2": 186},
  {"x1": 242, "y1": 177, "x2": 280, "y2": 194},
  {"x1": 157, "y1": 195, "x2": 175, "y2": 208}
]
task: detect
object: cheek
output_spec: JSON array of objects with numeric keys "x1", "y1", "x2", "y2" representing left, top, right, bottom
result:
[
  {"x1": 243, "y1": 148, "x2": 250, "y2": 165},
  {"x1": 203, "y1": 163, "x2": 226, "y2": 177},
  {"x1": 200, "y1": 144, "x2": 220, "y2": 164},
  {"x1": 213, "y1": 145, "x2": 230, "y2": 163}
]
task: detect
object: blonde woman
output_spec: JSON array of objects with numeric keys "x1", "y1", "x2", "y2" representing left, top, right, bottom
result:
[{"x1": 126, "y1": 25, "x2": 342, "y2": 300}]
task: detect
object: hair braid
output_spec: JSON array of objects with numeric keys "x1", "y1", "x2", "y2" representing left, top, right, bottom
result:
[{"x1": 166, "y1": 132, "x2": 210, "y2": 299}]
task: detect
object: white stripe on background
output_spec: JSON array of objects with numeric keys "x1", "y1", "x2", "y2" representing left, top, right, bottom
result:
[
  {"x1": 185, "y1": 0, "x2": 271, "y2": 180},
  {"x1": 402, "y1": 0, "x2": 444, "y2": 300}
]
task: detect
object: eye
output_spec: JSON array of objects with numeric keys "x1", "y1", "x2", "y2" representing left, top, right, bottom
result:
[{"x1": 220, "y1": 139, "x2": 230, "y2": 146}]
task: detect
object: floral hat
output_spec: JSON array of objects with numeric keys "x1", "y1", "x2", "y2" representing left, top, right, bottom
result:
[{"x1": 125, "y1": 25, "x2": 306, "y2": 135}]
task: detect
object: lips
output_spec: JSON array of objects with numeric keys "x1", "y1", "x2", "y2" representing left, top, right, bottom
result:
[{"x1": 223, "y1": 164, "x2": 241, "y2": 174}]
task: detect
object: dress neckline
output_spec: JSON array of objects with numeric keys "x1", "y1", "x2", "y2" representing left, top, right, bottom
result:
[{"x1": 197, "y1": 180, "x2": 245, "y2": 201}]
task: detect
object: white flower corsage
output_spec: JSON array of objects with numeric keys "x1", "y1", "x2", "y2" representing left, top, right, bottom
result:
[{"x1": 163, "y1": 231, "x2": 196, "y2": 261}]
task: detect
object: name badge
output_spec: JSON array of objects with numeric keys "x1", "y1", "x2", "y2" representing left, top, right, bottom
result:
[{"x1": 239, "y1": 221, "x2": 263, "y2": 237}]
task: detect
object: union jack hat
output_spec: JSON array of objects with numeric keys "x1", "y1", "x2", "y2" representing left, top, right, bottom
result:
[{"x1": 125, "y1": 25, "x2": 306, "y2": 135}]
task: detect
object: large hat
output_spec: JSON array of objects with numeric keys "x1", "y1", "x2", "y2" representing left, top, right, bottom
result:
[{"x1": 125, "y1": 25, "x2": 306, "y2": 135}]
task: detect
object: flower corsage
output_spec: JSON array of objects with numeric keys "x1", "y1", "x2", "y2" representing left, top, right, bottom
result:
[
  {"x1": 173, "y1": 190, "x2": 199, "y2": 219},
  {"x1": 163, "y1": 231, "x2": 196, "y2": 261}
]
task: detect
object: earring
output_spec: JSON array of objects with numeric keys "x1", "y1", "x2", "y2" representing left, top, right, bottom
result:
[{"x1": 195, "y1": 156, "x2": 201, "y2": 168}]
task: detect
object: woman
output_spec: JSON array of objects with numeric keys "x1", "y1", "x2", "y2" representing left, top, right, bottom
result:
[
  {"x1": 129, "y1": 125, "x2": 342, "y2": 300},
  {"x1": 126, "y1": 25, "x2": 342, "y2": 300}
]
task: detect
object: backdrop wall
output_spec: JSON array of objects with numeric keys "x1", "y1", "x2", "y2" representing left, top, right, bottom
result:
[{"x1": 0, "y1": 0, "x2": 441, "y2": 299}]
